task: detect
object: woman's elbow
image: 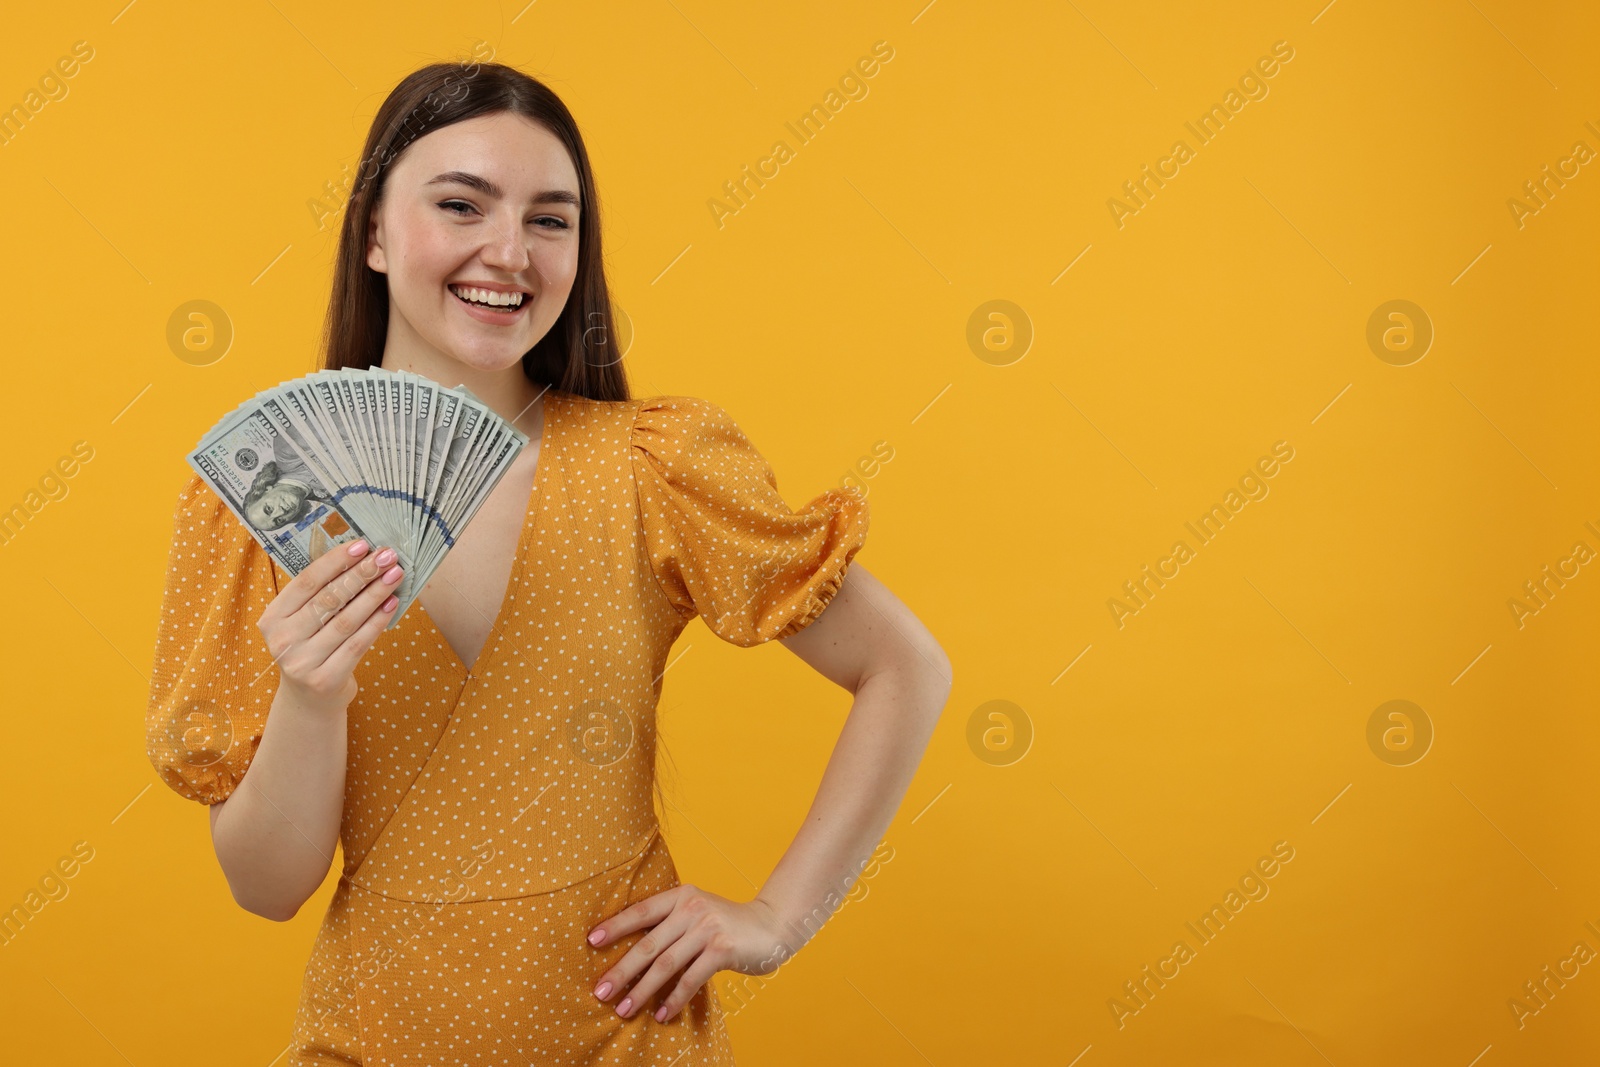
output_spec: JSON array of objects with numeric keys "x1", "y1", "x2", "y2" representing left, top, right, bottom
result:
[
  {"x1": 905, "y1": 617, "x2": 953, "y2": 694},
  {"x1": 210, "y1": 801, "x2": 313, "y2": 922},
  {"x1": 218, "y1": 861, "x2": 309, "y2": 922},
  {"x1": 924, "y1": 641, "x2": 954, "y2": 701},
  {"x1": 234, "y1": 888, "x2": 301, "y2": 923},
  {"x1": 872, "y1": 633, "x2": 952, "y2": 705}
]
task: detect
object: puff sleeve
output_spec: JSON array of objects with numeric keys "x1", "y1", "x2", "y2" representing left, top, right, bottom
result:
[
  {"x1": 630, "y1": 395, "x2": 869, "y2": 647},
  {"x1": 144, "y1": 473, "x2": 283, "y2": 805}
]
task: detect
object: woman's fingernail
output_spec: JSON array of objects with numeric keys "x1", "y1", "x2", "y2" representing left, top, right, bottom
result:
[
  {"x1": 375, "y1": 548, "x2": 397, "y2": 567},
  {"x1": 617, "y1": 997, "x2": 631, "y2": 1016},
  {"x1": 594, "y1": 982, "x2": 611, "y2": 999},
  {"x1": 347, "y1": 540, "x2": 369, "y2": 557},
  {"x1": 588, "y1": 929, "x2": 604, "y2": 945},
  {"x1": 655, "y1": 1006, "x2": 668, "y2": 1022},
  {"x1": 383, "y1": 564, "x2": 404, "y2": 585}
]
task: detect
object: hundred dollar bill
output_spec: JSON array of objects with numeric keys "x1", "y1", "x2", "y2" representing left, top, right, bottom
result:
[{"x1": 187, "y1": 367, "x2": 530, "y2": 629}]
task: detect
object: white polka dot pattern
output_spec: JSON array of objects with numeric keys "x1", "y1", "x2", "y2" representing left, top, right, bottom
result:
[
  {"x1": 631, "y1": 395, "x2": 870, "y2": 648},
  {"x1": 143, "y1": 391, "x2": 869, "y2": 1063}
]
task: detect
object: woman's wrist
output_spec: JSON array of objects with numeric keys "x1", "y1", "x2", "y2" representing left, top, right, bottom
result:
[
  {"x1": 274, "y1": 676, "x2": 355, "y2": 718},
  {"x1": 748, "y1": 891, "x2": 826, "y2": 966}
]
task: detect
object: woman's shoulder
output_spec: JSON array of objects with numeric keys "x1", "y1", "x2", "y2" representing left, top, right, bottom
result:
[
  {"x1": 551, "y1": 391, "x2": 741, "y2": 458},
  {"x1": 626, "y1": 394, "x2": 744, "y2": 446},
  {"x1": 553, "y1": 389, "x2": 729, "y2": 421},
  {"x1": 167, "y1": 472, "x2": 247, "y2": 552}
]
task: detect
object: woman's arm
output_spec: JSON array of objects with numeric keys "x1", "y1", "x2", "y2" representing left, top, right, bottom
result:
[
  {"x1": 757, "y1": 562, "x2": 951, "y2": 952},
  {"x1": 208, "y1": 687, "x2": 349, "y2": 921},
  {"x1": 208, "y1": 540, "x2": 406, "y2": 921},
  {"x1": 586, "y1": 562, "x2": 951, "y2": 1020}
]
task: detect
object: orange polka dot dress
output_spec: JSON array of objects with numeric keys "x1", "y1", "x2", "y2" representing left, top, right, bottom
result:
[{"x1": 144, "y1": 392, "x2": 869, "y2": 1065}]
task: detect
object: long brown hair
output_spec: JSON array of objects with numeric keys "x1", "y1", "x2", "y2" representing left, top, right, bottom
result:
[{"x1": 318, "y1": 57, "x2": 628, "y2": 403}]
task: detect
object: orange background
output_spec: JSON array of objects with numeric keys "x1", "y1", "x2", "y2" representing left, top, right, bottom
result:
[{"x1": 0, "y1": 1, "x2": 1596, "y2": 1063}]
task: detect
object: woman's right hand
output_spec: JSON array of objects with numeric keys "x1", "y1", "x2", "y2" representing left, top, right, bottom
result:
[{"x1": 256, "y1": 539, "x2": 405, "y2": 710}]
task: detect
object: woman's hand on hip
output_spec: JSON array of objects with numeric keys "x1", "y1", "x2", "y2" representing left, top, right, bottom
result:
[{"x1": 587, "y1": 885, "x2": 794, "y2": 1023}]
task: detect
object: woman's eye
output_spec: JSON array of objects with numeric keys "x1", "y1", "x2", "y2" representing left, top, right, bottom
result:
[{"x1": 440, "y1": 202, "x2": 567, "y2": 229}]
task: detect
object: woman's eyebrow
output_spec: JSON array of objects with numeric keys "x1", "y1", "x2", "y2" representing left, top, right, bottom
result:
[{"x1": 425, "y1": 171, "x2": 579, "y2": 207}]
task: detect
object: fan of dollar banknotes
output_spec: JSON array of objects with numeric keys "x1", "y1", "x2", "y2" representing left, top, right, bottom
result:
[{"x1": 187, "y1": 367, "x2": 531, "y2": 627}]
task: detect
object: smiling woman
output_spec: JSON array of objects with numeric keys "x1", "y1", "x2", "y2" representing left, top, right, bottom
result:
[{"x1": 145, "y1": 54, "x2": 949, "y2": 1067}]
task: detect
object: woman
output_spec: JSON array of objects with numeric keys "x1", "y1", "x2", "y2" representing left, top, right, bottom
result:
[{"x1": 145, "y1": 58, "x2": 951, "y2": 1064}]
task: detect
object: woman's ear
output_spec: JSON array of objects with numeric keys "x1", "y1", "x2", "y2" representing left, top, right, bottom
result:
[{"x1": 366, "y1": 211, "x2": 387, "y2": 273}]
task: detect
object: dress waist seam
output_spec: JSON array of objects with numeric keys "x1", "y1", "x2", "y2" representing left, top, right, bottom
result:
[{"x1": 340, "y1": 824, "x2": 662, "y2": 906}]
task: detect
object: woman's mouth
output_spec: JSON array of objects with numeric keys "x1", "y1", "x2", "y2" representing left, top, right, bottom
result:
[{"x1": 449, "y1": 284, "x2": 530, "y2": 322}]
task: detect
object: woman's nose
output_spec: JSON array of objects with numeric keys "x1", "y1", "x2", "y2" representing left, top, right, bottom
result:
[{"x1": 481, "y1": 216, "x2": 532, "y2": 271}]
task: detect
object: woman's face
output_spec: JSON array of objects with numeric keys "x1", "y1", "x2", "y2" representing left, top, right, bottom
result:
[{"x1": 366, "y1": 111, "x2": 582, "y2": 375}]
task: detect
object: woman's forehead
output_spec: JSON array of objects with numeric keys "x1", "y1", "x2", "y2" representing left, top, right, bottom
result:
[{"x1": 398, "y1": 115, "x2": 578, "y2": 194}]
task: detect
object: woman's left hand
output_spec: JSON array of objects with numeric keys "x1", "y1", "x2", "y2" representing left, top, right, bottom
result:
[{"x1": 587, "y1": 885, "x2": 794, "y2": 1022}]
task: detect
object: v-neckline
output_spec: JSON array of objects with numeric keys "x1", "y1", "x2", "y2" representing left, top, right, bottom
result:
[{"x1": 411, "y1": 388, "x2": 555, "y2": 680}]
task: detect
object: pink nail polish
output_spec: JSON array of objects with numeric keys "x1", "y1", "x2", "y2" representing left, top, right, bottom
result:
[
  {"x1": 588, "y1": 929, "x2": 604, "y2": 945},
  {"x1": 346, "y1": 540, "x2": 369, "y2": 556},
  {"x1": 617, "y1": 997, "x2": 631, "y2": 1016},
  {"x1": 595, "y1": 982, "x2": 611, "y2": 999},
  {"x1": 655, "y1": 1006, "x2": 667, "y2": 1022}
]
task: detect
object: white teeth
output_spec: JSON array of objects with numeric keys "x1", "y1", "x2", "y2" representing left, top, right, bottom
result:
[{"x1": 451, "y1": 285, "x2": 524, "y2": 308}]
